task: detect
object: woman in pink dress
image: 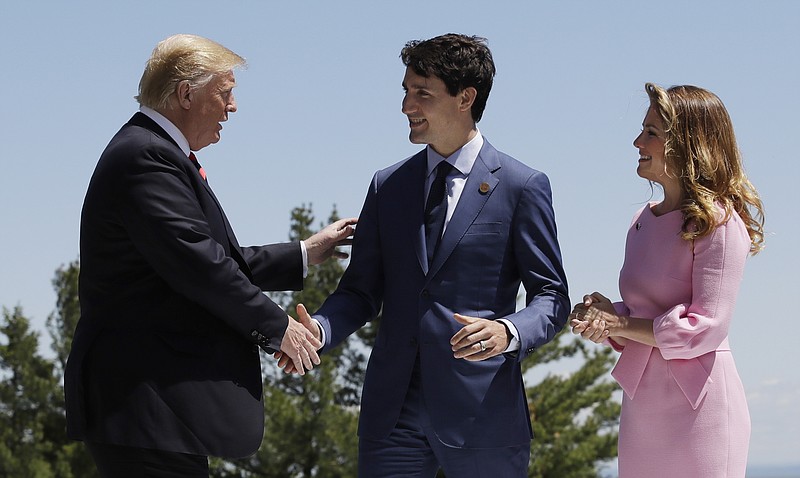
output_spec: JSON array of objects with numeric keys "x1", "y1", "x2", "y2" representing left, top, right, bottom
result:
[{"x1": 570, "y1": 83, "x2": 765, "y2": 478}]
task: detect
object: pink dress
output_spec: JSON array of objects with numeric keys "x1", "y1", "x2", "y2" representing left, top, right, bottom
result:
[{"x1": 610, "y1": 203, "x2": 751, "y2": 478}]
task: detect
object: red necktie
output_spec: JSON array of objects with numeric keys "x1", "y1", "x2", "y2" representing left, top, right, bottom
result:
[{"x1": 189, "y1": 152, "x2": 207, "y2": 181}]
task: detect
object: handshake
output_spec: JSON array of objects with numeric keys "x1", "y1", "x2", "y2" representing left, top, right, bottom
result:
[
  {"x1": 269, "y1": 217, "x2": 357, "y2": 375},
  {"x1": 273, "y1": 304, "x2": 323, "y2": 376}
]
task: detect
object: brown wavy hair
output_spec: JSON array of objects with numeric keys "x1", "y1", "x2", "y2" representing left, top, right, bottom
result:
[{"x1": 645, "y1": 83, "x2": 765, "y2": 254}]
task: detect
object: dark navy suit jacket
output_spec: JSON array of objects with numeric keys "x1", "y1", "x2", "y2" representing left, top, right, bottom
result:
[
  {"x1": 315, "y1": 139, "x2": 569, "y2": 448},
  {"x1": 65, "y1": 112, "x2": 302, "y2": 458}
]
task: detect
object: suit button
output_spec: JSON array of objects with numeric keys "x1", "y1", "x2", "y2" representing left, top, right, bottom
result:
[
  {"x1": 421, "y1": 289, "x2": 429, "y2": 298},
  {"x1": 410, "y1": 338, "x2": 417, "y2": 346},
  {"x1": 527, "y1": 347, "x2": 535, "y2": 354},
  {"x1": 251, "y1": 330, "x2": 258, "y2": 337}
]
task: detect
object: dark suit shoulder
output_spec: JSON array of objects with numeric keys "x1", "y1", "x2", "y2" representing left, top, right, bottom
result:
[
  {"x1": 106, "y1": 115, "x2": 182, "y2": 160},
  {"x1": 93, "y1": 115, "x2": 190, "y2": 183},
  {"x1": 375, "y1": 149, "x2": 426, "y2": 180},
  {"x1": 366, "y1": 149, "x2": 427, "y2": 195}
]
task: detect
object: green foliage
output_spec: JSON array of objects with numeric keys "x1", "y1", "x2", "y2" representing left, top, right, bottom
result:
[
  {"x1": 0, "y1": 302, "x2": 97, "y2": 478},
  {"x1": 525, "y1": 331, "x2": 620, "y2": 478},
  {"x1": 48, "y1": 262, "x2": 98, "y2": 477},
  {"x1": 46, "y1": 261, "x2": 80, "y2": 376}
]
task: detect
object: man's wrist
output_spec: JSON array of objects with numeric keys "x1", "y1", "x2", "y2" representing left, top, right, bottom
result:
[
  {"x1": 312, "y1": 318, "x2": 326, "y2": 345},
  {"x1": 497, "y1": 319, "x2": 520, "y2": 353}
]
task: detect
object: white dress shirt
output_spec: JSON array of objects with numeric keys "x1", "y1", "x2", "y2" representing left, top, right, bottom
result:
[{"x1": 425, "y1": 131, "x2": 520, "y2": 353}]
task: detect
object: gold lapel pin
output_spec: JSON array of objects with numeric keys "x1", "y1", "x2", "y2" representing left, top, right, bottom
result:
[{"x1": 479, "y1": 182, "x2": 490, "y2": 194}]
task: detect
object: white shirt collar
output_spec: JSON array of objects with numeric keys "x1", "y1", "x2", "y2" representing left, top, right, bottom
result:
[
  {"x1": 426, "y1": 129, "x2": 484, "y2": 177},
  {"x1": 139, "y1": 105, "x2": 192, "y2": 157}
]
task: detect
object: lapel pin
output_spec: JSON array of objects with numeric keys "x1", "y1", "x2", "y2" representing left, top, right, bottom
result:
[{"x1": 479, "y1": 182, "x2": 491, "y2": 194}]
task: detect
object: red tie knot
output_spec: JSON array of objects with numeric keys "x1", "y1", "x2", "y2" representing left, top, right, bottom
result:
[{"x1": 188, "y1": 152, "x2": 207, "y2": 181}]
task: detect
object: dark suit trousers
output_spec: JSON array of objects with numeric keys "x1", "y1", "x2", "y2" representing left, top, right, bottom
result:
[
  {"x1": 86, "y1": 441, "x2": 209, "y2": 478},
  {"x1": 357, "y1": 357, "x2": 530, "y2": 478}
]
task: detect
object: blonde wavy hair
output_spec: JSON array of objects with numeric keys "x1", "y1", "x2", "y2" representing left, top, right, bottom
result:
[
  {"x1": 645, "y1": 82, "x2": 765, "y2": 254},
  {"x1": 135, "y1": 34, "x2": 246, "y2": 110}
]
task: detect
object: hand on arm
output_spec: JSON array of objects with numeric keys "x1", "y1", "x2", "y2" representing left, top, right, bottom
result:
[
  {"x1": 304, "y1": 218, "x2": 358, "y2": 265},
  {"x1": 450, "y1": 313, "x2": 512, "y2": 361}
]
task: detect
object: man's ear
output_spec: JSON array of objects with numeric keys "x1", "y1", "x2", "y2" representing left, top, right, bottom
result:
[
  {"x1": 458, "y1": 87, "x2": 477, "y2": 113},
  {"x1": 176, "y1": 80, "x2": 192, "y2": 110}
]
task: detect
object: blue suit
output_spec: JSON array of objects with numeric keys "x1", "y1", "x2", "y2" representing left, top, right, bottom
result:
[{"x1": 316, "y1": 138, "x2": 569, "y2": 460}]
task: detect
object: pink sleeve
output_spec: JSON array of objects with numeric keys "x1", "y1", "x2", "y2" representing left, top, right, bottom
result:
[
  {"x1": 652, "y1": 215, "x2": 750, "y2": 360},
  {"x1": 613, "y1": 301, "x2": 630, "y2": 316}
]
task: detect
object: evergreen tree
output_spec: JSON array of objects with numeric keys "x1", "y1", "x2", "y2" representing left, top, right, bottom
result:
[
  {"x1": 46, "y1": 261, "x2": 99, "y2": 477},
  {"x1": 47, "y1": 261, "x2": 81, "y2": 375},
  {"x1": 525, "y1": 332, "x2": 620, "y2": 478},
  {"x1": 0, "y1": 304, "x2": 96, "y2": 478}
]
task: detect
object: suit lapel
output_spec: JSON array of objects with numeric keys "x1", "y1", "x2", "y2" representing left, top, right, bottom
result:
[
  {"x1": 405, "y1": 151, "x2": 429, "y2": 274},
  {"x1": 427, "y1": 141, "x2": 501, "y2": 277}
]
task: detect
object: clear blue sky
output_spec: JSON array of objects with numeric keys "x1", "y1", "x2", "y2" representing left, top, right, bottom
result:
[{"x1": 1, "y1": 0, "x2": 797, "y2": 471}]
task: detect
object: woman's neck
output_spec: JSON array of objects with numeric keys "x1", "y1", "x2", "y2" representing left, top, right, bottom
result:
[{"x1": 652, "y1": 182, "x2": 684, "y2": 216}]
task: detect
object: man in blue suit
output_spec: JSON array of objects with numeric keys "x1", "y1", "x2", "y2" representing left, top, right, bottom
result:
[{"x1": 287, "y1": 33, "x2": 569, "y2": 477}]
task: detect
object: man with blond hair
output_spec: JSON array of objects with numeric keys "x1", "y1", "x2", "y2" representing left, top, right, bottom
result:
[{"x1": 65, "y1": 34, "x2": 355, "y2": 476}]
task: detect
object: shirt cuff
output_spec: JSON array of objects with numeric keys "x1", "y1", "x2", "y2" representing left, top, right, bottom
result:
[
  {"x1": 312, "y1": 318, "x2": 326, "y2": 344},
  {"x1": 300, "y1": 241, "x2": 309, "y2": 278},
  {"x1": 498, "y1": 319, "x2": 520, "y2": 352}
]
